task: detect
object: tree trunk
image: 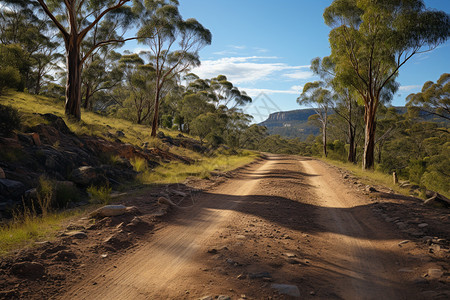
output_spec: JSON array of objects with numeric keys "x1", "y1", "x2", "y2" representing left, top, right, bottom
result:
[
  {"x1": 363, "y1": 107, "x2": 376, "y2": 169},
  {"x1": 151, "y1": 87, "x2": 161, "y2": 137},
  {"x1": 348, "y1": 126, "x2": 356, "y2": 163},
  {"x1": 83, "y1": 84, "x2": 91, "y2": 110},
  {"x1": 322, "y1": 124, "x2": 327, "y2": 157},
  {"x1": 65, "y1": 38, "x2": 82, "y2": 120}
]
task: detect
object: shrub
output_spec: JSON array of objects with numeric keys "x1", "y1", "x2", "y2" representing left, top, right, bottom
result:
[
  {"x1": 130, "y1": 156, "x2": 148, "y2": 172},
  {"x1": 37, "y1": 177, "x2": 78, "y2": 211},
  {"x1": 0, "y1": 104, "x2": 21, "y2": 136},
  {"x1": 87, "y1": 185, "x2": 112, "y2": 205}
]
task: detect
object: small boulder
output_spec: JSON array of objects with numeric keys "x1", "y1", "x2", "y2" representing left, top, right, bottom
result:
[
  {"x1": 65, "y1": 231, "x2": 88, "y2": 239},
  {"x1": 0, "y1": 167, "x2": 5, "y2": 179},
  {"x1": 0, "y1": 179, "x2": 26, "y2": 198},
  {"x1": 157, "y1": 197, "x2": 177, "y2": 207},
  {"x1": 10, "y1": 261, "x2": 45, "y2": 277},
  {"x1": 90, "y1": 205, "x2": 127, "y2": 218},
  {"x1": 271, "y1": 283, "x2": 300, "y2": 298},
  {"x1": 427, "y1": 268, "x2": 444, "y2": 279},
  {"x1": 71, "y1": 166, "x2": 107, "y2": 187},
  {"x1": 424, "y1": 192, "x2": 450, "y2": 208}
]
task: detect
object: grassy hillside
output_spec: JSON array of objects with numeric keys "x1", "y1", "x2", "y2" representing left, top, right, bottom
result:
[{"x1": 0, "y1": 91, "x2": 259, "y2": 255}]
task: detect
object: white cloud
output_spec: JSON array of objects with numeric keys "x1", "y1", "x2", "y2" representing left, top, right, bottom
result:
[
  {"x1": 192, "y1": 56, "x2": 313, "y2": 84},
  {"x1": 253, "y1": 47, "x2": 269, "y2": 53},
  {"x1": 283, "y1": 69, "x2": 314, "y2": 80},
  {"x1": 230, "y1": 45, "x2": 246, "y2": 50},
  {"x1": 399, "y1": 85, "x2": 421, "y2": 92},
  {"x1": 240, "y1": 85, "x2": 303, "y2": 97}
]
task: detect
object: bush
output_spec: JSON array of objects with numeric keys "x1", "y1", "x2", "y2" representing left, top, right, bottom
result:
[
  {"x1": 0, "y1": 104, "x2": 21, "y2": 136},
  {"x1": 87, "y1": 185, "x2": 112, "y2": 205},
  {"x1": 130, "y1": 156, "x2": 148, "y2": 172},
  {"x1": 37, "y1": 177, "x2": 78, "y2": 211},
  {"x1": 0, "y1": 65, "x2": 21, "y2": 95}
]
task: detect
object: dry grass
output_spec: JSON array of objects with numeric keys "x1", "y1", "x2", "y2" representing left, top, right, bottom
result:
[
  {"x1": 0, "y1": 208, "x2": 86, "y2": 256},
  {"x1": 321, "y1": 158, "x2": 413, "y2": 196},
  {"x1": 138, "y1": 151, "x2": 259, "y2": 184}
]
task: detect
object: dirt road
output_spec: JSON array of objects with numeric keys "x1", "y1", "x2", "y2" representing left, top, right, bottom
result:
[{"x1": 63, "y1": 155, "x2": 423, "y2": 299}]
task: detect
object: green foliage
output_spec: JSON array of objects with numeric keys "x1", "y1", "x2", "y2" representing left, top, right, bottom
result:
[
  {"x1": 37, "y1": 177, "x2": 79, "y2": 210},
  {"x1": 87, "y1": 185, "x2": 112, "y2": 205},
  {"x1": 161, "y1": 114, "x2": 173, "y2": 128},
  {"x1": 0, "y1": 104, "x2": 21, "y2": 136},
  {"x1": 130, "y1": 156, "x2": 149, "y2": 173},
  {"x1": 324, "y1": 0, "x2": 450, "y2": 168},
  {"x1": 407, "y1": 73, "x2": 450, "y2": 121}
]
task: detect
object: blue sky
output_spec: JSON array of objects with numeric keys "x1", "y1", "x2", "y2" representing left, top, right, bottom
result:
[{"x1": 134, "y1": 0, "x2": 450, "y2": 122}]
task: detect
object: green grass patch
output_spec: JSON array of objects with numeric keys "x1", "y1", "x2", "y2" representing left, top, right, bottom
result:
[
  {"x1": 0, "y1": 91, "x2": 203, "y2": 161},
  {"x1": 138, "y1": 151, "x2": 259, "y2": 184},
  {"x1": 0, "y1": 208, "x2": 86, "y2": 256},
  {"x1": 87, "y1": 185, "x2": 112, "y2": 205}
]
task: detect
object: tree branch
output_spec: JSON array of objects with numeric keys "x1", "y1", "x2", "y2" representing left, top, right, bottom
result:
[
  {"x1": 37, "y1": 0, "x2": 69, "y2": 41},
  {"x1": 78, "y1": 0, "x2": 130, "y2": 42}
]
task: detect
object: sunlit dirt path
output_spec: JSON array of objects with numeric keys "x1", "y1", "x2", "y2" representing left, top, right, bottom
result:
[{"x1": 62, "y1": 155, "x2": 416, "y2": 299}]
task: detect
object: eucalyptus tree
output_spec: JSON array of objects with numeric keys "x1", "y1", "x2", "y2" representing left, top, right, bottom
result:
[
  {"x1": 35, "y1": 0, "x2": 145, "y2": 120},
  {"x1": 81, "y1": 51, "x2": 123, "y2": 110},
  {"x1": 298, "y1": 81, "x2": 334, "y2": 157},
  {"x1": 119, "y1": 53, "x2": 156, "y2": 124},
  {"x1": 407, "y1": 73, "x2": 450, "y2": 121},
  {"x1": 210, "y1": 75, "x2": 252, "y2": 109},
  {"x1": 138, "y1": 1, "x2": 211, "y2": 136},
  {"x1": 0, "y1": 1, "x2": 60, "y2": 93},
  {"x1": 324, "y1": 0, "x2": 450, "y2": 169}
]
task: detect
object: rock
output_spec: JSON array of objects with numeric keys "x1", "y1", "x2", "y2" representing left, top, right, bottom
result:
[
  {"x1": 418, "y1": 223, "x2": 428, "y2": 228},
  {"x1": 366, "y1": 186, "x2": 377, "y2": 192},
  {"x1": 271, "y1": 283, "x2": 301, "y2": 298},
  {"x1": 286, "y1": 258, "x2": 300, "y2": 264},
  {"x1": 217, "y1": 296, "x2": 231, "y2": 300},
  {"x1": 398, "y1": 240, "x2": 410, "y2": 246},
  {"x1": 207, "y1": 248, "x2": 218, "y2": 254},
  {"x1": 424, "y1": 192, "x2": 450, "y2": 208},
  {"x1": 249, "y1": 272, "x2": 271, "y2": 279},
  {"x1": 31, "y1": 132, "x2": 41, "y2": 146},
  {"x1": 0, "y1": 179, "x2": 26, "y2": 198},
  {"x1": 171, "y1": 190, "x2": 187, "y2": 197},
  {"x1": 24, "y1": 188, "x2": 38, "y2": 200},
  {"x1": 284, "y1": 252, "x2": 297, "y2": 258},
  {"x1": 90, "y1": 205, "x2": 127, "y2": 218},
  {"x1": 157, "y1": 197, "x2": 177, "y2": 207},
  {"x1": 71, "y1": 166, "x2": 107, "y2": 187},
  {"x1": 198, "y1": 297, "x2": 213, "y2": 300},
  {"x1": 54, "y1": 250, "x2": 77, "y2": 261},
  {"x1": 237, "y1": 273, "x2": 246, "y2": 280},
  {"x1": 65, "y1": 231, "x2": 88, "y2": 239},
  {"x1": 0, "y1": 167, "x2": 5, "y2": 179},
  {"x1": 10, "y1": 262, "x2": 45, "y2": 277},
  {"x1": 427, "y1": 268, "x2": 444, "y2": 279},
  {"x1": 116, "y1": 130, "x2": 125, "y2": 137}
]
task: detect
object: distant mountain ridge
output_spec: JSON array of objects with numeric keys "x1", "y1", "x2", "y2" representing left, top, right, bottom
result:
[
  {"x1": 259, "y1": 106, "x2": 442, "y2": 140},
  {"x1": 259, "y1": 108, "x2": 320, "y2": 140}
]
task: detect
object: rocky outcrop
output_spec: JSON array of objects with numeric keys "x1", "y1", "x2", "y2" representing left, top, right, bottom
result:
[{"x1": 0, "y1": 113, "x2": 196, "y2": 219}]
